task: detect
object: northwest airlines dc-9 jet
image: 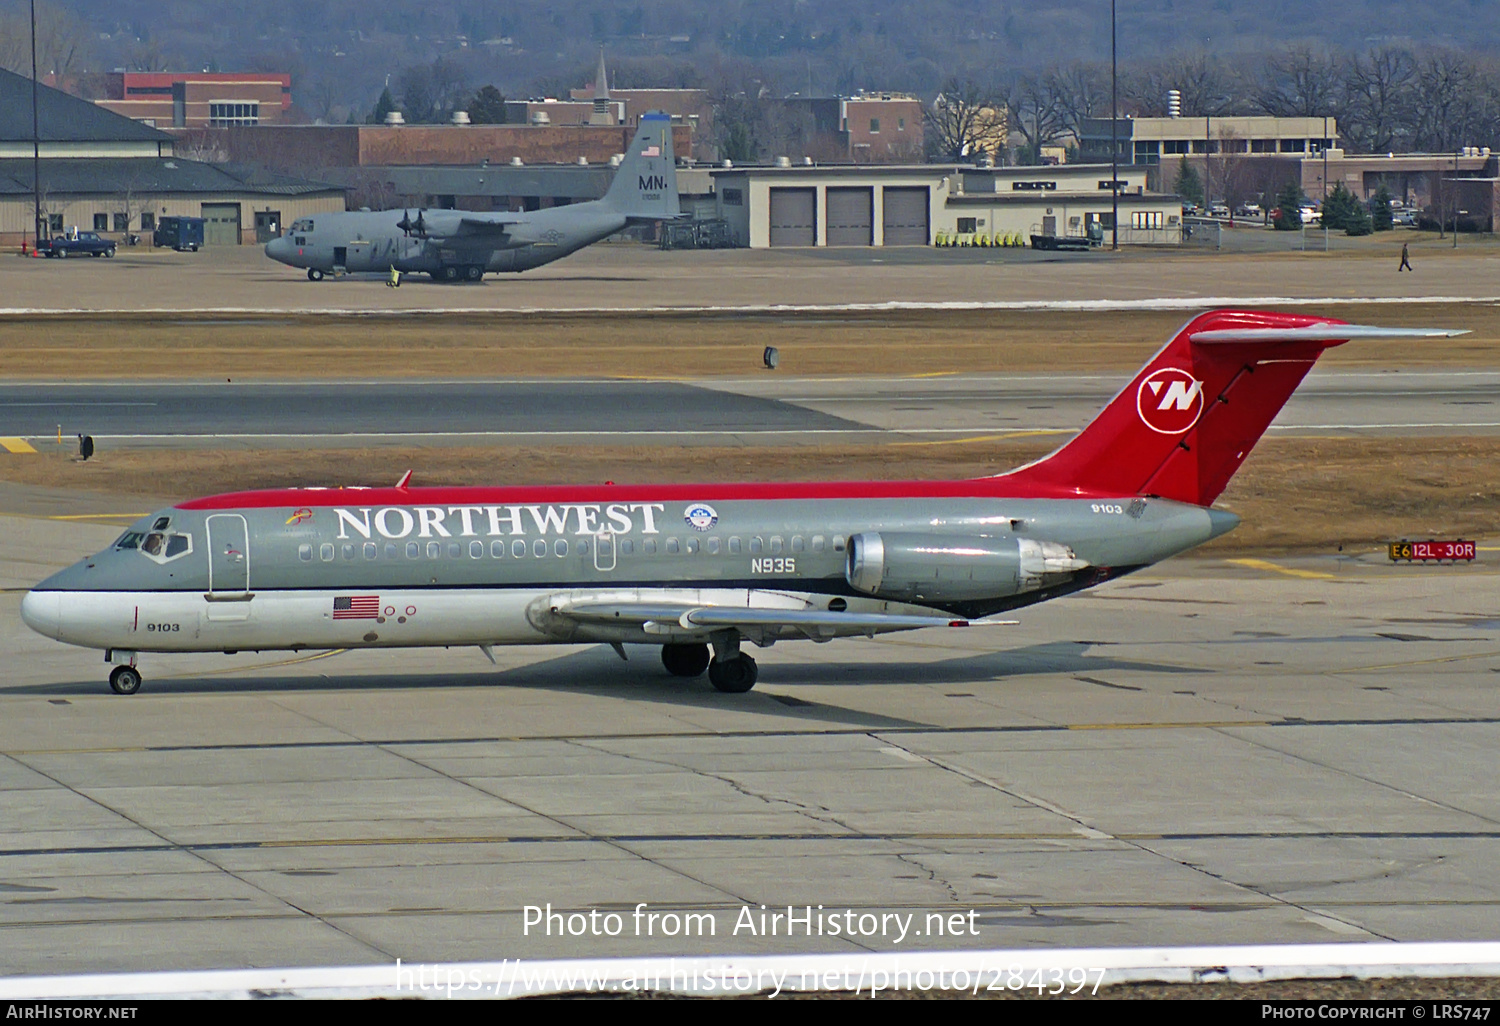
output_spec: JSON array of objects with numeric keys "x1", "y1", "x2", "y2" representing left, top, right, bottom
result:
[
  {"x1": 23, "y1": 311, "x2": 1460, "y2": 695},
  {"x1": 263, "y1": 113, "x2": 680, "y2": 282}
]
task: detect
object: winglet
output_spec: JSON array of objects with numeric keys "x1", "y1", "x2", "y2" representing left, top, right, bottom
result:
[{"x1": 395, "y1": 469, "x2": 412, "y2": 490}]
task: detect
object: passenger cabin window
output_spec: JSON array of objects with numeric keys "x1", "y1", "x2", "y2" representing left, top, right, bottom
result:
[
  {"x1": 470, "y1": 541, "x2": 484, "y2": 558},
  {"x1": 728, "y1": 537, "x2": 741, "y2": 554},
  {"x1": 406, "y1": 541, "x2": 420, "y2": 559},
  {"x1": 665, "y1": 538, "x2": 680, "y2": 554},
  {"x1": 532, "y1": 539, "x2": 546, "y2": 557},
  {"x1": 749, "y1": 537, "x2": 763, "y2": 554},
  {"x1": 513, "y1": 540, "x2": 526, "y2": 558},
  {"x1": 812, "y1": 535, "x2": 825, "y2": 552},
  {"x1": 707, "y1": 537, "x2": 721, "y2": 555},
  {"x1": 319, "y1": 543, "x2": 334, "y2": 562},
  {"x1": 621, "y1": 539, "x2": 634, "y2": 555},
  {"x1": 491, "y1": 540, "x2": 505, "y2": 558},
  {"x1": 833, "y1": 536, "x2": 846, "y2": 552},
  {"x1": 685, "y1": 538, "x2": 698, "y2": 554},
  {"x1": 364, "y1": 543, "x2": 377, "y2": 560},
  {"x1": 297, "y1": 543, "x2": 312, "y2": 562},
  {"x1": 770, "y1": 536, "x2": 783, "y2": 554},
  {"x1": 644, "y1": 539, "x2": 657, "y2": 555},
  {"x1": 342, "y1": 544, "x2": 355, "y2": 560},
  {"x1": 447, "y1": 542, "x2": 461, "y2": 559},
  {"x1": 554, "y1": 539, "x2": 568, "y2": 557},
  {"x1": 427, "y1": 541, "x2": 441, "y2": 559},
  {"x1": 791, "y1": 536, "x2": 805, "y2": 552}
]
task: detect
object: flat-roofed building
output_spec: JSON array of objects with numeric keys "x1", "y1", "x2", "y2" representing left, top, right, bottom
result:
[
  {"x1": 48, "y1": 71, "x2": 292, "y2": 128},
  {"x1": 713, "y1": 161, "x2": 1175, "y2": 248},
  {"x1": 1080, "y1": 115, "x2": 1338, "y2": 165}
]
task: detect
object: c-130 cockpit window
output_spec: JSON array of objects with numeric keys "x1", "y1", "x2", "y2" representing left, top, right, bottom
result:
[{"x1": 290, "y1": 219, "x2": 313, "y2": 233}]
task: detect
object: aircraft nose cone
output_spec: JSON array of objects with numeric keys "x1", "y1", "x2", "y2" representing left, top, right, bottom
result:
[
  {"x1": 264, "y1": 236, "x2": 291, "y2": 262},
  {"x1": 20, "y1": 590, "x2": 60, "y2": 639}
]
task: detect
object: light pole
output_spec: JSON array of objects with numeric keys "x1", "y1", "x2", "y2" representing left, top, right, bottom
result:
[
  {"x1": 30, "y1": 0, "x2": 41, "y2": 247},
  {"x1": 1322, "y1": 115, "x2": 1328, "y2": 251},
  {"x1": 1110, "y1": 0, "x2": 1118, "y2": 251}
]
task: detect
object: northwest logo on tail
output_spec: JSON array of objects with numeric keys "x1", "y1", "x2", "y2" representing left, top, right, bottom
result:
[{"x1": 1136, "y1": 368, "x2": 1204, "y2": 434}]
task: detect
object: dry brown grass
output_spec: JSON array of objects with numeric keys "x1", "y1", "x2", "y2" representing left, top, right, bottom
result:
[
  {"x1": 2, "y1": 302, "x2": 1497, "y2": 379},
  {"x1": 6, "y1": 437, "x2": 1496, "y2": 555}
]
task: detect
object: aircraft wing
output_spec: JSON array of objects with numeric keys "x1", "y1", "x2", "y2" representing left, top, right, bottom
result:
[
  {"x1": 557, "y1": 601, "x2": 1016, "y2": 639},
  {"x1": 454, "y1": 214, "x2": 524, "y2": 236}
]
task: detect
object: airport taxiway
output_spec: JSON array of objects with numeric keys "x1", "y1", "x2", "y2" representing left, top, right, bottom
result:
[
  {"x1": 1, "y1": 369, "x2": 1495, "y2": 449},
  {"x1": 1, "y1": 514, "x2": 1497, "y2": 973}
]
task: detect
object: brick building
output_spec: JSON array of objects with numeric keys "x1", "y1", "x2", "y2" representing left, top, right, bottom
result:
[{"x1": 48, "y1": 72, "x2": 292, "y2": 128}]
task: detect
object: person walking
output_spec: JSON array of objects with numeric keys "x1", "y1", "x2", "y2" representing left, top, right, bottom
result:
[{"x1": 1398, "y1": 242, "x2": 1413, "y2": 272}]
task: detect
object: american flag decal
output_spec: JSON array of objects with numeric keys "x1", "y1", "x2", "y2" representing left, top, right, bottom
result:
[
  {"x1": 333, "y1": 595, "x2": 380, "y2": 620},
  {"x1": 641, "y1": 145, "x2": 660, "y2": 157}
]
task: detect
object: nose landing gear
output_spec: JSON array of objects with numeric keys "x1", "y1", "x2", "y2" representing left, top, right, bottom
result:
[{"x1": 109, "y1": 665, "x2": 142, "y2": 695}]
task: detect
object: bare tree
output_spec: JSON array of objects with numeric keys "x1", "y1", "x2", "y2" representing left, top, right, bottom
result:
[
  {"x1": 1254, "y1": 46, "x2": 1344, "y2": 118},
  {"x1": 1409, "y1": 49, "x2": 1488, "y2": 152},
  {"x1": 1004, "y1": 73, "x2": 1067, "y2": 161},
  {"x1": 0, "y1": 1, "x2": 90, "y2": 77},
  {"x1": 1344, "y1": 47, "x2": 1416, "y2": 153},
  {"x1": 927, "y1": 79, "x2": 1008, "y2": 161},
  {"x1": 1047, "y1": 62, "x2": 1109, "y2": 137}
]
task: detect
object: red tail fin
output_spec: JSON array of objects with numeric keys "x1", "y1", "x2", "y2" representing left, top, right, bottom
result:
[{"x1": 999, "y1": 310, "x2": 1355, "y2": 505}]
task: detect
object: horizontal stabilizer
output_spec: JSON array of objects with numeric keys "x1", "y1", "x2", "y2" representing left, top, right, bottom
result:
[{"x1": 1191, "y1": 324, "x2": 1469, "y2": 343}]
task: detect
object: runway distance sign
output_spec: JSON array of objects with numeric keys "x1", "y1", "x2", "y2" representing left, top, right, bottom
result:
[{"x1": 1387, "y1": 539, "x2": 1476, "y2": 562}]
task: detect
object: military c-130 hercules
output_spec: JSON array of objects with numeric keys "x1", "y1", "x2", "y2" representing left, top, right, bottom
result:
[{"x1": 263, "y1": 113, "x2": 679, "y2": 282}]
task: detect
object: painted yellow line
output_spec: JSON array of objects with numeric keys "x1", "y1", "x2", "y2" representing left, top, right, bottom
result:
[
  {"x1": 1068, "y1": 720, "x2": 1274, "y2": 731},
  {"x1": 1330, "y1": 650, "x2": 1500, "y2": 675},
  {"x1": 890, "y1": 429, "x2": 1071, "y2": 447},
  {"x1": 48, "y1": 513, "x2": 148, "y2": 521},
  {"x1": 0, "y1": 438, "x2": 36, "y2": 453},
  {"x1": 1226, "y1": 557, "x2": 1337, "y2": 580}
]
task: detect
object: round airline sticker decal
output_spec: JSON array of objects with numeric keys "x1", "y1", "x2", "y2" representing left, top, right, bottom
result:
[
  {"x1": 684, "y1": 503, "x2": 719, "y2": 531},
  {"x1": 1136, "y1": 368, "x2": 1205, "y2": 434}
]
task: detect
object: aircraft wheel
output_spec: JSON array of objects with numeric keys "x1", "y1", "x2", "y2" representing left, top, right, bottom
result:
[
  {"x1": 661, "y1": 642, "x2": 710, "y2": 678},
  {"x1": 464, "y1": 265, "x2": 483, "y2": 282},
  {"x1": 307, "y1": 268, "x2": 324, "y2": 282},
  {"x1": 708, "y1": 654, "x2": 758, "y2": 693},
  {"x1": 441, "y1": 265, "x2": 460, "y2": 282},
  {"x1": 109, "y1": 665, "x2": 142, "y2": 696}
]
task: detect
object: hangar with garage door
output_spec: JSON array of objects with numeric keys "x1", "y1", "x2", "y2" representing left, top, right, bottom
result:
[{"x1": 711, "y1": 161, "x2": 1178, "y2": 248}]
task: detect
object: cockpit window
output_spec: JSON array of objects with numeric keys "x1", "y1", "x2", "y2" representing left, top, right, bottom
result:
[
  {"x1": 114, "y1": 531, "x2": 143, "y2": 550},
  {"x1": 140, "y1": 531, "x2": 193, "y2": 564},
  {"x1": 153, "y1": 516, "x2": 171, "y2": 530},
  {"x1": 290, "y1": 218, "x2": 313, "y2": 233}
]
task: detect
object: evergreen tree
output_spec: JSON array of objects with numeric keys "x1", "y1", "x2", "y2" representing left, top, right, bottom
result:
[
  {"x1": 1320, "y1": 182, "x2": 1359, "y2": 232},
  {"x1": 1173, "y1": 157, "x2": 1203, "y2": 207},
  {"x1": 468, "y1": 85, "x2": 508, "y2": 124},
  {"x1": 1273, "y1": 180, "x2": 1305, "y2": 231},
  {"x1": 368, "y1": 87, "x2": 397, "y2": 125},
  {"x1": 1369, "y1": 183, "x2": 1394, "y2": 232}
]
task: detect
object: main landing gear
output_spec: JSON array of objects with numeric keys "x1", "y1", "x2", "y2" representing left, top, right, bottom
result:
[
  {"x1": 660, "y1": 639, "x2": 759, "y2": 692},
  {"x1": 306, "y1": 268, "x2": 324, "y2": 281},
  {"x1": 661, "y1": 642, "x2": 711, "y2": 677},
  {"x1": 109, "y1": 665, "x2": 142, "y2": 695}
]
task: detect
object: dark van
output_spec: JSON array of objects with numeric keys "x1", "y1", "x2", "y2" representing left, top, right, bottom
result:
[{"x1": 153, "y1": 216, "x2": 205, "y2": 252}]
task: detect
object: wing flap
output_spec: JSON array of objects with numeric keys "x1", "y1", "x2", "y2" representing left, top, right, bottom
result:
[{"x1": 558, "y1": 601, "x2": 1016, "y2": 633}]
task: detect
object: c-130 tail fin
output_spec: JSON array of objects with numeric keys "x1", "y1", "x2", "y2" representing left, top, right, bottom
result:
[{"x1": 603, "y1": 112, "x2": 681, "y2": 220}]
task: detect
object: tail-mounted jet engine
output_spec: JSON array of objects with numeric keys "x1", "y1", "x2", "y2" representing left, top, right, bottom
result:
[{"x1": 846, "y1": 532, "x2": 1089, "y2": 603}]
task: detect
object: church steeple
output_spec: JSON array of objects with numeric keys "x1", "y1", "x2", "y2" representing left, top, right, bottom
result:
[{"x1": 589, "y1": 48, "x2": 614, "y2": 125}]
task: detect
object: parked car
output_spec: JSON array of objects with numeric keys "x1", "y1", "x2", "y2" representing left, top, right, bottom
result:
[
  {"x1": 1393, "y1": 210, "x2": 1417, "y2": 227},
  {"x1": 1236, "y1": 203, "x2": 1263, "y2": 218},
  {"x1": 43, "y1": 230, "x2": 115, "y2": 258},
  {"x1": 1209, "y1": 202, "x2": 1230, "y2": 217}
]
